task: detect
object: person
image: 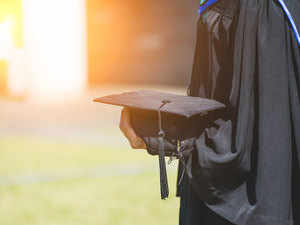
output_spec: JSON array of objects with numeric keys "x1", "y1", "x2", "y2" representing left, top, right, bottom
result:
[{"x1": 119, "y1": 0, "x2": 300, "y2": 224}]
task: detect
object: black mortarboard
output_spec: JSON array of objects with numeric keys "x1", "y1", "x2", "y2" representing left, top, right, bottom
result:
[{"x1": 94, "y1": 90, "x2": 225, "y2": 199}]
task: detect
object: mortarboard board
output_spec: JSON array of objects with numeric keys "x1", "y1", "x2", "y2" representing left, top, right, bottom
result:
[{"x1": 94, "y1": 90, "x2": 225, "y2": 199}]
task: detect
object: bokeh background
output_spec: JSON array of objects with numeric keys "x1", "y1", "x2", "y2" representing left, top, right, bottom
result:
[{"x1": 0, "y1": 0, "x2": 200, "y2": 224}]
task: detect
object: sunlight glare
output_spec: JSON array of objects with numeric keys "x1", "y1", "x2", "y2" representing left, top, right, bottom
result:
[
  {"x1": 0, "y1": 21, "x2": 14, "y2": 59},
  {"x1": 23, "y1": 0, "x2": 87, "y2": 101}
]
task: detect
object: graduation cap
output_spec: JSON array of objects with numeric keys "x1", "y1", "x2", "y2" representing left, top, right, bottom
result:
[{"x1": 94, "y1": 90, "x2": 225, "y2": 199}]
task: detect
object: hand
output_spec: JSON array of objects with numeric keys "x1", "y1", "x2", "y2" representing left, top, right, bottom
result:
[
  {"x1": 119, "y1": 107, "x2": 147, "y2": 150},
  {"x1": 144, "y1": 137, "x2": 195, "y2": 157}
]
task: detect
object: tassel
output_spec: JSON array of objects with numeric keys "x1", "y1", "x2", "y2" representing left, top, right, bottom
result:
[
  {"x1": 158, "y1": 134, "x2": 169, "y2": 199},
  {"x1": 157, "y1": 99, "x2": 171, "y2": 200}
]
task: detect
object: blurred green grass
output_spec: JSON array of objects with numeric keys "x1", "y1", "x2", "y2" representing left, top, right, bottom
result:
[{"x1": 0, "y1": 137, "x2": 180, "y2": 225}]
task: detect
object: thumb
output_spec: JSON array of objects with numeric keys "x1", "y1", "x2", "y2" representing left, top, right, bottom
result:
[{"x1": 130, "y1": 135, "x2": 147, "y2": 149}]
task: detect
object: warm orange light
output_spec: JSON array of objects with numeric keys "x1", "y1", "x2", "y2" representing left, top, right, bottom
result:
[{"x1": 87, "y1": 0, "x2": 135, "y2": 85}]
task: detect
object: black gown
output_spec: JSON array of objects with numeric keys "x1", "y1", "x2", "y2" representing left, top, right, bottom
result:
[{"x1": 177, "y1": 0, "x2": 300, "y2": 225}]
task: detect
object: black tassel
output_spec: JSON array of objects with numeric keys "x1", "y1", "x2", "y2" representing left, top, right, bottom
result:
[
  {"x1": 157, "y1": 99, "x2": 171, "y2": 200},
  {"x1": 158, "y1": 135, "x2": 169, "y2": 199}
]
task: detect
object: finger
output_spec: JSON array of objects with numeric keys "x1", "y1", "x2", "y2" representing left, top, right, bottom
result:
[
  {"x1": 126, "y1": 126, "x2": 141, "y2": 146},
  {"x1": 122, "y1": 107, "x2": 131, "y2": 124},
  {"x1": 119, "y1": 108, "x2": 132, "y2": 138},
  {"x1": 119, "y1": 108, "x2": 130, "y2": 131},
  {"x1": 130, "y1": 136, "x2": 147, "y2": 150},
  {"x1": 120, "y1": 120, "x2": 137, "y2": 143}
]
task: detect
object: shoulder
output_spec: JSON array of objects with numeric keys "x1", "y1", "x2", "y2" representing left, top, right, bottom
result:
[{"x1": 199, "y1": 0, "x2": 238, "y2": 21}]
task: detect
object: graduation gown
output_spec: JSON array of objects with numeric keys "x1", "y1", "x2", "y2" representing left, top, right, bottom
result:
[{"x1": 177, "y1": 0, "x2": 300, "y2": 225}]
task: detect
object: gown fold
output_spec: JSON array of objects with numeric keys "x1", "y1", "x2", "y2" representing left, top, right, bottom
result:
[{"x1": 178, "y1": 0, "x2": 300, "y2": 224}]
